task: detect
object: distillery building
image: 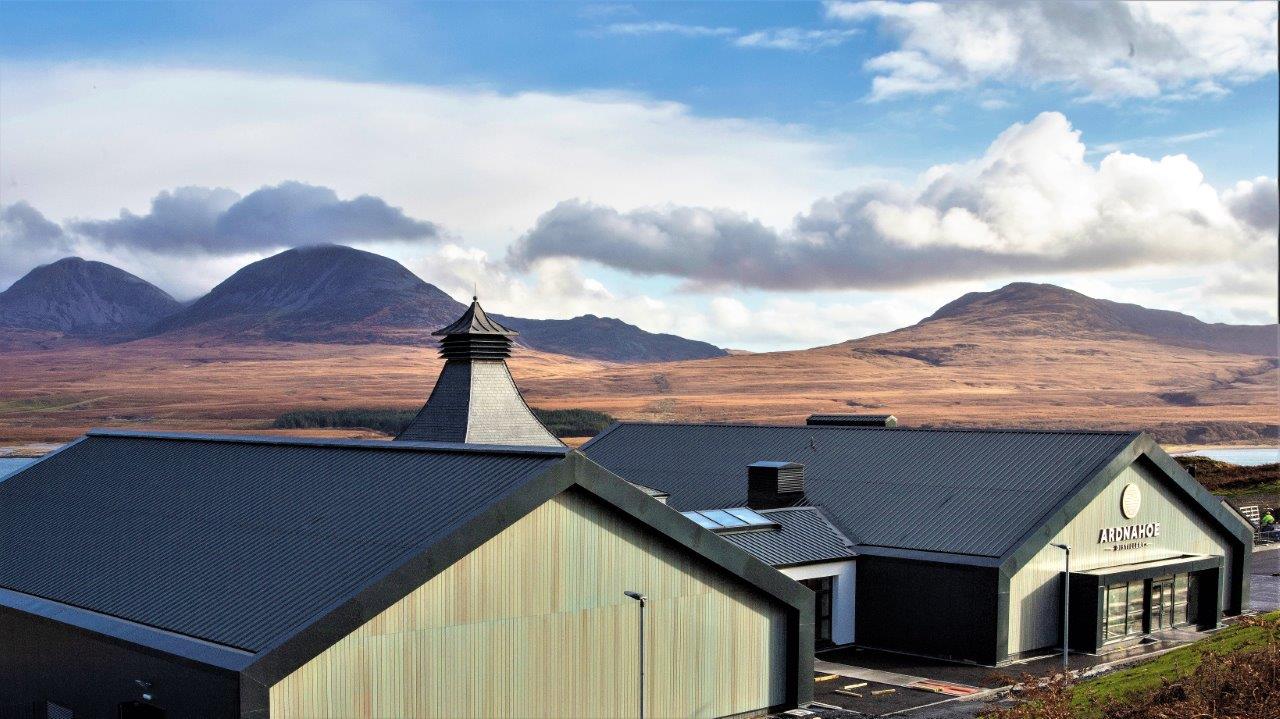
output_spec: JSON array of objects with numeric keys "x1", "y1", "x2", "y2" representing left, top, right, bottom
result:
[
  {"x1": 582, "y1": 418, "x2": 1253, "y2": 665},
  {"x1": 0, "y1": 301, "x2": 813, "y2": 719}
]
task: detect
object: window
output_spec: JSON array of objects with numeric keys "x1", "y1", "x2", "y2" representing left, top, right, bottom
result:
[
  {"x1": 699, "y1": 509, "x2": 748, "y2": 528},
  {"x1": 800, "y1": 576, "x2": 834, "y2": 645},
  {"x1": 1126, "y1": 580, "x2": 1144, "y2": 635},
  {"x1": 1104, "y1": 582, "x2": 1127, "y2": 641},
  {"x1": 1151, "y1": 576, "x2": 1175, "y2": 631},
  {"x1": 1185, "y1": 573, "x2": 1200, "y2": 626},
  {"x1": 1104, "y1": 581, "x2": 1146, "y2": 642},
  {"x1": 680, "y1": 507, "x2": 780, "y2": 533},
  {"x1": 1173, "y1": 573, "x2": 1194, "y2": 626}
]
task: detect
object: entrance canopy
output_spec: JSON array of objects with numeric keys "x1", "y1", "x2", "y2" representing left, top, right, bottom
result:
[{"x1": 1078, "y1": 554, "x2": 1222, "y2": 584}]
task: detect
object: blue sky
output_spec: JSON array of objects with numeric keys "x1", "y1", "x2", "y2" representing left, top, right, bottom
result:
[{"x1": 1, "y1": 1, "x2": 1277, "y2": 349}]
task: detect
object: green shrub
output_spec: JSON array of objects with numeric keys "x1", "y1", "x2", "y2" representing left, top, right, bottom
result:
[
  {"x1": 272, "y1": 408, "x2": 418, "y2": 436},
  {"x1": 529, "y1": 408, "x2": 616, "y2": 437}
]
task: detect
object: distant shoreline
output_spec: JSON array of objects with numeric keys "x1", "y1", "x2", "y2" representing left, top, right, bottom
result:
[
  {"x1": 0, "y1": 443, "x2": 62, "y2": 458},
  {"x1": 1167, "y1": 444, "x2": 1280, "y2": 455},
  {"x1": 6, "y1": 438, "x2": 1279, "y2": 460}
]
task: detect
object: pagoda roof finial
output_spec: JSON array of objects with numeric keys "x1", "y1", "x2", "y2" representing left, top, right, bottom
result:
[{"x1": 434, "y1": 297, "x2": 518, "y2": 338}]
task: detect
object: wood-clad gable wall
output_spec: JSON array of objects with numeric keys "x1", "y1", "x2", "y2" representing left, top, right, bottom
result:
[
  {"x1": 1006, "y1": 460, "x2": 1233, "y2": 655},
  {"x1": 269, "y1": 488, "x2": 788, "y2": 718}
]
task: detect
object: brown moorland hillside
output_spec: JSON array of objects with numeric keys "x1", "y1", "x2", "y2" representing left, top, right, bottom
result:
[{"x1": 1, "y1": 283, "x2": 1275, "y2": 445}]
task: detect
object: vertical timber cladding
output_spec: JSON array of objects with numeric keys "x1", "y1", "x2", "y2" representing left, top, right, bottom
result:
[
  {"x1": 269, "y1": 488, "x2": 789, "y2": 719},
  {"x1": 1006, "y1": 460, "x2": 1234, "y2": 656}
]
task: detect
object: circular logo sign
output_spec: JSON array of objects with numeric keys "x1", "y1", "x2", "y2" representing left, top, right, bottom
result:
[{"x1": 1120, "y1": 483, "x2": 1141, "y2": 519}]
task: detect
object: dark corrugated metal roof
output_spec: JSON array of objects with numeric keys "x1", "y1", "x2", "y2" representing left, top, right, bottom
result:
[
  {"x1": 0, "y1": 431, "x2": 562, "y2": 652},
  {"x1": 719, "y1": 507, "x2": 855, "y2": 568},
  {"x1": 582, "y1": 423, "x2": 1139, "y2": 558}
]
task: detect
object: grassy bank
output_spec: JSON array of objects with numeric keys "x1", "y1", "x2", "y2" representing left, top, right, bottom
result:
[
  {"x1": 1070, "y1": 611, "x2": 1279, "y2": 716},
  {"x1": 273, "y1": 407, "x2": 615, "y2": 439},
  {"x1": 983, "y1": 613, "x2": 1279, "y2": 719}
]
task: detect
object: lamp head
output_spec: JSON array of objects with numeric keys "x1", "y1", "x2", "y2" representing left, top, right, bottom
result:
[
  {"x1": 1050, "y1": 543, "x2": 1071, "y2": 552},
  {"x1": 623, "y1": 590, "x2": 647, "y2": 603}
]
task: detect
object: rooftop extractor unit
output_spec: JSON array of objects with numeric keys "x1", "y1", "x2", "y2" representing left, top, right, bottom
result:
[
  {"x1": 806, "y1": 413, "x2": 898, "y2": 428},
  {"x1": 747, "y1": 461, "x2": 805, "y2": 510}
]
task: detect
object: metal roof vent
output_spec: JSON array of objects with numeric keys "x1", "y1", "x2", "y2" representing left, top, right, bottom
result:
[
  {"x1": 747, "y1": 461, "x2": 805, "y2": 510},
  {"x1": 806, "y1": 413, "x2": 898, "y2": 428}
]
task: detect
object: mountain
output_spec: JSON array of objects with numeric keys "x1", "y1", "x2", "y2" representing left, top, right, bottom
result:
[
  {"x1": 147, "y1": 245, "x2": 465, "y2": 344},
  {"x1": 510, "y1": 282, "x2": 1278, "y2": 445},
  {"x1": 143, "y1": 245, "x2": 725, "y2": 361},
  {"x1": 1, "y1": 279, "x2": 1274, "y2": 445},
  {"x1": 498, "y1": 314, "x2": 725, "y2": 362},
  {"x1": 0, "y1": 258, "x2": 182, "y2": 338},
  {"x1": 924, "y1": 282, "x2": 1278, "y2": 356}
]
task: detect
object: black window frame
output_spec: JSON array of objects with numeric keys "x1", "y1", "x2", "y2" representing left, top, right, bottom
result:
[{"x1": 800, "y1": 576, "x2": 835, "y2": 646}]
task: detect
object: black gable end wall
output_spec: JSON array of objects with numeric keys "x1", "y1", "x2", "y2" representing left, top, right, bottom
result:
[
  {"x1": 855, "y1": 557, "x2": 1000, "y2": 665},
  {"x1": 0, "y1": 607, "x2": 240, "y2": 718}
]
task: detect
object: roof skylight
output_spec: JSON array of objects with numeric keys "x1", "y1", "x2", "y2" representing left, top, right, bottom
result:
[{"x1": 681, "y1": 507, "x2": 780, "y2": 533}]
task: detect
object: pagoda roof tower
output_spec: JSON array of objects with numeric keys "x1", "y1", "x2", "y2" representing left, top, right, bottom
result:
[{"x1": 396, "y1": 298, "x2": 563, "y2": 448}]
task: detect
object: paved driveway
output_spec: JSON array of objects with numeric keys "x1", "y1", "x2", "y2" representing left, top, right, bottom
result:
[{"x1": 1250, "y1": 548, "x2": 1279, "y2": 612}]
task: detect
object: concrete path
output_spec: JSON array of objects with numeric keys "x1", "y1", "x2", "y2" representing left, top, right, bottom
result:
[
  {"x1": 814, "y1": 659, "x2": 981, "y2": 697},
  {"x1": 814, "y1": 659, "x2": 931, "y2": 688}
]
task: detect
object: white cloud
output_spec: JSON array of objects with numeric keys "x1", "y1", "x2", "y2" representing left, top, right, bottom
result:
[
  {"x1": 1088, "y1": 128, "x2": 1223, "y2": 155},
  {"x1": 600, "y1": 22, "x2": 736, "y2": 37},
  {"x1": 411, "y1": 244, "x2": 615, "y2": 320},
  {"x1": 400, "y1": 243, "x2": 936, "y2": 351},
  {"x1": 826, "y1": 0, "x2": 1278, "y2": 102},
  {"x1": 511, "y1": 112, "x2": 1277, "y2": 303},
  {"x1": 2, "y1": 64, "x2": 1273, "y2": 348},
  {"x1": 734, "y1": 28, "x2": 861, "y2": 52},
  {"x1": 0, "y1": 64, "x2": 854, "y2": 254}
]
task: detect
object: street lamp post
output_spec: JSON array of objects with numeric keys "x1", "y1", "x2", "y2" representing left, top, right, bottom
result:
[
  {"x1": 1050, "y1": 543, "x2": 1071, "y2": 674},
  {"x1": 624, "y1": 591, "x2": 647, "y2": 719}
]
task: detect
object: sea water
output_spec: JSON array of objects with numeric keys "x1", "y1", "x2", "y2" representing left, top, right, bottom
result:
[
  {"x1": 1176, "y1": 447, "x2": 1280, "y2": 466},
  {"x1": 0, "y1": 458, "x2": 36, "y2": 480}
]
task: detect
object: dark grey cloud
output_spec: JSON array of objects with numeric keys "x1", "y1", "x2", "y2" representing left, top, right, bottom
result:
[
  {"x1": 509, "y1": 113, "x2": 1272, "y2": 291},
  {"x1": 71, "y1": 182, "x2": 439, "y2": 255},
  {"x1": 1, "y1": 202, "x2": 75, "y2": 286},
  {"x1": 71, "y1": 187, "x2": 239, "y2": 252},
  {"x1": 507, "y1": 196, "x2": 1127, "y2": 291},
  {"x1": 1225, "y1": 177, "x2": 1279, "y2": 233},
  {"x1": 2, "y1": 201, "x2": 68, "y2": 246}
]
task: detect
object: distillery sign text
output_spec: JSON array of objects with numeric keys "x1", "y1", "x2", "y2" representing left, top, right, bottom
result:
[{"x1": 1097, "y1": 522, "x2": 1161, "y2": 551}]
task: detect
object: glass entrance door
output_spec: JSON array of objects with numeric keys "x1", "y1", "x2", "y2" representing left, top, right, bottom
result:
[{"x1": 1150, "y1": 577, "x2": 1175, "y2": 631}]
